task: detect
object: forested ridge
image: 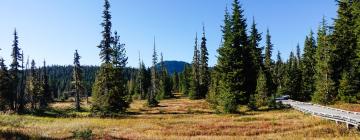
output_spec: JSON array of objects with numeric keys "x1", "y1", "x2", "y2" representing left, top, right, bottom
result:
[{"x1": 0, "y1": 0, "x2": 359, "y2": 115}]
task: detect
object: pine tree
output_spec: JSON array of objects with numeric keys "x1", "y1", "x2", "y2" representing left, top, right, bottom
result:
[
  {"x1": 172, "y1": 72, "x2": 179, "y2": 93},
  {"x1": 18, "y1": 51, "x2": 26, "y2": 113},
  {"x1": 158, "y1": 53, "x2": 172, "y2": 99},
  {"x1": 28, "y1": 60, "x2": 40, "y2": 110},
  {"x1": 243, "y1": 20, "x2": 259, "y2": 101},
  {"x1": 199, "y1": 25, "x2": 210, "y2": 98},
  {"x1": 215, "y1": 0, "x2": 249, "y2": 113},
  {"x1": 98, "y1": 0, "x2": 113, "y2": 63},
  {"x1": 148, "y1": 38, "x2": 159, "y2": 107},
  {"x1": 312, "y1": 19, "x2": 336, "y2": 104},
  {"x1": 273, "y1": 51, "x2": 284, "y2": 95},
  {"x1": 301, "y1": 31, "x2": 317, "y2": 101},
  {"x1": 92, "y1": 0, "x2": 129, "y2": 114},
  {"x1": 72, "y1": 50, "x2": 84, "y2": 111},
  {"x1": 135, "y1": 54, "x2": 148, "y2": 99},
  {"x1": 9, "y1": 29, "x2": 22, "y2": 111},
  {"x1": 112, "y1": 31, "x2": 128, "y2": 68},
  {"x1": 39, "y1": 60, "x2": 50, "y2": 110},
  {"x1": 264, "y1": 29, "x2": 273, "y2": 70},
  {"x1": 264, "y1": 29, "x2": 274, "y2": 97},
  {"x1": 294, "y1": 44, "x2": 303, "y2": 100},
  {"x1": 282, "y1": 51, "x2": 302, "y2": 100},
  {"x1": 254, "y1": 68, "x2": 269, "y2": 108},
  {"x1": 189, "y1": 33, "x2": 201, "y2": 99},
  {"x1": 180, "y1": 64, "x2": 191, "y2": 95},
  {"x1": 0, "y1": 58, "x2": 12, "y2": 110},
  {"x1": 249, "y1": 18, "x2": 263, "y2": 76},
  {"x1": 331, "y1": 0, "x2": 358, "y2": 99},
  {"x1": 207, "y1": 66, "x2": 221, "y2": 109}
]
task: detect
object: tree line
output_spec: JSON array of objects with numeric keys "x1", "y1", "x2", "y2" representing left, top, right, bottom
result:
[
  {"x1": 206, "y1": 0, "x2": 360, "y2": 113},
  {"x1": 0, "y1": 0, "x2": 359, "y2": 115}
]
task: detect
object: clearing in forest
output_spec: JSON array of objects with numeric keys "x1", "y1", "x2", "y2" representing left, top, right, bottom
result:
[{"x1": 0, "y1": 94, "x2": 359, "y2": 139}]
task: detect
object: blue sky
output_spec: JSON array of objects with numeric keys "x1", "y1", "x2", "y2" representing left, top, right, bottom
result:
[{"x1": 0, "y1": 0, "x2": 337, "y2": 68}]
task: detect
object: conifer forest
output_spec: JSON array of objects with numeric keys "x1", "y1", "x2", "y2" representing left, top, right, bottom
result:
[{"x1": 0, "y1": 0, "x2": 360, "y2": 139}]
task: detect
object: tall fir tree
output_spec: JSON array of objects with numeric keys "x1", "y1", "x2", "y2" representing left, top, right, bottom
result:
[
  {"x1": 294, "y1": 44, "x2": 303, "y2": 100},
  {"x1": 72, "y1": 50, "x2": 84, "y2": 111},
  {"x1": 264, "y1": 29, "x2": 273, "y2": 70},
  {"x1": 331, "y1": 0, "x2": 358, "y2": 100},
  {"x1": 148, "y1": 38, "x2": 159, "y2": 107},
  {"x1": 28, "y1": 60, "x2": 40, "y2": 110},
  {"x1": 313, "y1": 18, "x2": 336, "y2": 104},
  {"x1": 98, "y1": 0, "x2": 113, "y2": 63},
  {"x1": 243, "y1": 20, "x2": 258, "y2": 101},
  {"x1": 18, "y1": 51, "x2": 26, "y2": 113},
  {"x1": 135, "y1": 54, "x2": 148, "y2": 99},
  {"x1": 249, "y1": 18, "x2": 263, "y2": 75},
  {"x1": 215, "y1": 0, "x2": 249, "y2": 113},
  {"x1": 158, "y1": 53, "x2": 172, "y2": 99},
  {"x1": 273, "y1": 51, "x2": 284, "y2": 95},
  {"x1": 264, "y1": 29, "x2": 274, "y2": 97},
  {"x1": 39, "y1": 60, "x2": 50, "y2": 110},
  {"x1": 92, "y1": 0, "x2": 129, "y2": 114},
  {"x1": 301, "y1": 31, "x2": 317, "y2": 101},
  {"x1": 9, "y1": 29, "x2": 22, "y2": 111},
  {"x1": 189, "y1": 33, "x2": 201, "y2": 99},
  {"x1": 172, "y1": 72, "x2": 179, "y2": 93},
  {"x1": 180, "y1": 64, "x2": 191, "y2": 95},
  {"x1": 199, "y1": 25, "x2": 210, "y2": 99}
]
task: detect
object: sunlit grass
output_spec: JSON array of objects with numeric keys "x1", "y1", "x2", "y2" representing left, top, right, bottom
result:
[{"x1": 0, "y1": 94, "x2": 359, "y2": 139}]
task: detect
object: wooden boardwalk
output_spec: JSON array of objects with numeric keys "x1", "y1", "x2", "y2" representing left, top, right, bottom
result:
[{"x1": 282, "y1": 100, "x2": 360, "y2": 129}]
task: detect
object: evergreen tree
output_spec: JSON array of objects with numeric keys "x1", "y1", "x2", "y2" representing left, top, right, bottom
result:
[
  {"x1": 180, "y1": 64, "x2": 191, "y2": 95},
  {"x1": 172, "y1": 72, "x2": 179, "y2": 93},
  {"x1": 158, "y1": 53, "x2": 172, "y2": 99},
  {"x1": 273, "y1": 51, "x2": 284, "y2": 95},
  {"x1": 148, "y1": 39, "x2": 159, "y2": 107},
  {"x1": 254, "y1": 68, "x2": 269, "y2": 108},
  {"x1": 264, "y1": 29, "x2": 274, "y2": 96},
  {"x1": 98, "y1": 0, "x2": 113, "y2": 63},
  {"x1": 72, "y1": 50, "x2": 84, "y2": 111},
  {"x1": 9, "y1": 29, "x2": 22, "y2": 111},
  {"x1": 189, "y1": 33, "x2": 201, "y2": 99},
  {"x1": 135, "y1": 54, "x2": 148, "y2": 99},
  {"x1": 0, "y1": 58, "x2": 12, "y2": 110},
  {"x1": 92, "y1": 0, "x2": 129, "y2": 114},
  {"x1": 264, "y1": 29, "x2": 273, "y2": 70},
  {"x1": 242, "y1": 21, "x2": 258, "y2": 101},
  {"x1": 331, "y1": 0, "x2": 358, "y2": 99},
  {"x1": 249, "y1": 18, "x2": 263, "y2": 77},
  {"x1": 199, "y1": 25, "x2": 210, "y2": 98},
  {"x1": 112, "y1": 31, "x2": 128, "y2": 68},
  {"x1": 207, "y1": 66, "x2": 221, "y2": 110},
  {"x1": 294, "y1": 44, "x2": 303, "y2": 100},
  {"x1": 18, "y1": 51, "x2": 26, "y2": 113},
  {"x1": 282, "y1": 51, "x2": 302, "y2": 100},
  {"x1": 215, "y1": 0, "x2": 250, "y2": 113},
  {"x1": 28, "y1": 60, "x2": 40, "y2": 110},
  {"x1": 39, "y1": 60, "x2": 50, "y2": 110},
  {"x1": 312, "y1": 18, "x2": 336, "y2": 104},
  {"x1": 301, "y1": 31, "x2": 317, "y2": 101},
  {"x1": 213, "y1": 0, "x2": 251, "y2": 113}
]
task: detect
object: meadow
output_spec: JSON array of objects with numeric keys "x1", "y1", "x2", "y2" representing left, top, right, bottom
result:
[{"x1": 0, "y1": 94, "x2": 359, "y2": 139}]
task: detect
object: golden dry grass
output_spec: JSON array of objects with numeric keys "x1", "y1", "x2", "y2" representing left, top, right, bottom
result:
[
  {"x1": 331, "y1": 103, "x2": 360, "y2": 112},
  {"x1": 0, "y1": 94, "x2": 359, "y2": 139}
]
